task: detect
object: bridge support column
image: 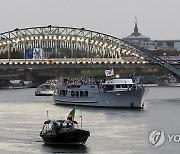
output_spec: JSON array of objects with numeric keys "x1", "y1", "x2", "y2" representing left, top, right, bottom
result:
[{"x1": 25, "y1": 69, "x2": 33, "y2": 81}]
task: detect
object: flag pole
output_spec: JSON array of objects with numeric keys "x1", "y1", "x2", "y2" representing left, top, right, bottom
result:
[
  {"x1": 80, "y1": 109, "x2": 82, "y2": 129},
  {"x1": 47, "y1": 111, "x2": 49, "y2": 120}
]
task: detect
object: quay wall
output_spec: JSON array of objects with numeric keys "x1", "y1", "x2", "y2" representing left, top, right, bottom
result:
[{"x1": 0, "y1": 67, "x2": 173, "y2": 87}]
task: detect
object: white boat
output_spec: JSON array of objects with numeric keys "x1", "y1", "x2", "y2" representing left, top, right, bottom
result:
[
  {"x1": 53, "y1": 78, "x2": 149, "y2": 108},
  {"x1": 0, "y1": 79, "x2": 33, "y2": 89},
  {"x1": 157, "y1": 74, "x2": 178, "y2": 87},
  {"x1": 10, "y1": 80, "x2": 33, "y2": 89},
  {"x1": 35, "y1": 80, "x2": 57, "y2": 96}
]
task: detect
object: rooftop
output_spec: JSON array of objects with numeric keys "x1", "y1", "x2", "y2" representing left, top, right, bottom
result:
[{"x1": 123, "y1": 19, "x2": 150, "y2": 40}]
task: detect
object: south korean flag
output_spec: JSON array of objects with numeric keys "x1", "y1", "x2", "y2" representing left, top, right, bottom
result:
[{"x1": 105, "y1": 69, "x2": 114, "y2": 77}]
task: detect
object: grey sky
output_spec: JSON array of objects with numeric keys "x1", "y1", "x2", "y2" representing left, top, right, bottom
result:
[{"x1": 1, "y1": 0, "x2": 180, "y2": 40}]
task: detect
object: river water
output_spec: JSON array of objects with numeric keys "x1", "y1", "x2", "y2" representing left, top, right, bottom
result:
[{"x1": 0, "y1": 87, "x2": 179, "y2": 154}]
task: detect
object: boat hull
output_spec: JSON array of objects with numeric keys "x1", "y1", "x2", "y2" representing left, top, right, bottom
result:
[
  {"x1": 35, "y1": 82, "x2": 55, "y2": 96},
  {"x1": 53, "y1": 88, "x2": 149, "y2": 108},
  {"x1": 35, "y1": 91, "x2": 54, "y2": 96},
  {"x1": 40, "y1": 129, "x2": 90, "y2": 145}
]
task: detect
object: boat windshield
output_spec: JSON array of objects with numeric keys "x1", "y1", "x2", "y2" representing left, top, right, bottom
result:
[
  {"x1": 42, "y1": 120, "x2": 78, "y2": 133},
  {"x1": 44, "y1": 85, "x2": 50, "y2": 89}
]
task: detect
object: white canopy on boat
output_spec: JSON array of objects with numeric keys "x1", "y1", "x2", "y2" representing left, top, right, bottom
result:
[{"x1": 103, "y1": 79, "x2": 134, "y2": 85}]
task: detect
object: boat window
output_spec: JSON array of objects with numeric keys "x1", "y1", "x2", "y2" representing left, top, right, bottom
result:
[
  {"x1": 71, "y1": 91, "x2": 75, "y2": 97},
  {"x1": 85, "y1": 91, "x2": 88, "y2": 97},
  {"x1": 116, "y1": 84, "x2": 122, "y2": 88},
  {"x1": 80, "y1": 91, "x2": 84, "y2": 97},
  {"x1": 76, "y1": 91, "x2": 79, "y2": 97},
  {"x1": 128, "y1": 84, "x2": 133, "y2": 88},
  {"x1": 62, "y1": 90, "x2": 67, "y2": 96},
  {"x1": 44, "y1": 85, "x2": 50, "y2": 89},
  {"x1": 105, "y1": 85, "x2": 114, "y2": 91},
  {"x1": 71, "y1": 85, "x2": 81, "y2": 88},
  {"x1": 56, "y1": 90, "x2": 60, "y2": 94},
  {"x1": 122, "y1": 84, "x2": 128, "y2": 88}
]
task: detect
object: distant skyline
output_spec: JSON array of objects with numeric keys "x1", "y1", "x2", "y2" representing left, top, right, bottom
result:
[{"x1": 1, "y1": 0, "x2": 180, "y2": 40}]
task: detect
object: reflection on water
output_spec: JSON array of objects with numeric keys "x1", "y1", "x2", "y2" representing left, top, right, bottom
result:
[
  {"x1": 0, "y1": 87, "x2": 179, "y2": 153},
  {"x1": 41, "y1": 144, "x2": 88, "y2": 153}
]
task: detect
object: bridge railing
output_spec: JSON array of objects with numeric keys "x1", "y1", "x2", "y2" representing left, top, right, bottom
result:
[
  {"x1": 0, "y1": 57, "x2": 178, "y2": 65},
  {"x1": 0, "y1": 58, "x2": 129, "y2": 64}
]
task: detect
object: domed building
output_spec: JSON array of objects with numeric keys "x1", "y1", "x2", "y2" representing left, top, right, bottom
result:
[
  {"x1": 122, "y1": 19, "x2": 156, "y2": 50},
  {"x1": 122, "y1": 19, "x2": 180, "y2": 51}
]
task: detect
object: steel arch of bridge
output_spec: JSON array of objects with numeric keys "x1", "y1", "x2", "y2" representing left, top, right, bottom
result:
[
  {"x1": 0, "y1": 25, "x2": 179, "y2": 76},
  {"x1": 0, "y1": 26, "x2": 144, "y2": 60}
]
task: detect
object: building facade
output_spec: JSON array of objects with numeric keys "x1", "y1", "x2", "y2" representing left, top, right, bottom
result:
[{"x1": 122, "y1": 21, "x2": 180, "y2": 51}]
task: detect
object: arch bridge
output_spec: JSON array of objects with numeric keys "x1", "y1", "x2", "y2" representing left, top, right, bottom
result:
[{"x1": 0, "y1": 25, "x2": 179, "y2": 77}]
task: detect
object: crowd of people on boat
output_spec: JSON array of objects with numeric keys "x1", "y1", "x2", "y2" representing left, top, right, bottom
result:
[
  {"x1": 46, "y1": 76, "x2": 105, "y2": 87},
  {"x1": 45, "y1": 75, "x2": 144, "y2": 91},
  {"x1": 41, "y1": 119, "x2": 77, "y2": 135}
]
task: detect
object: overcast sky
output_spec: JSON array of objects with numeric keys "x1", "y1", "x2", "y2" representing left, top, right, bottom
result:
[{"x1": 1, "y1": 0, "x2": 180, "y2": 40}]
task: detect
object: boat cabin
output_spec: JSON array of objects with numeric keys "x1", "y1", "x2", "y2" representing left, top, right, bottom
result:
[
  {"x1": 37, "y1": 83, "x2": 56, "y2": 90},
  {"x1": 54, "y1": 78, "x2": 136, "y2": 98},
  {"x1": 55, "y1": 84, "x2": 99, "y2": 97},
  {"x1": 41, "y1": 120, "x2": 78, "y2": 135},
  {"x1": 102, "y1": 79, "x2": 135, "y2": 92}
]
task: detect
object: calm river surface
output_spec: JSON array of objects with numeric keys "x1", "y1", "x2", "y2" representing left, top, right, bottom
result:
[{"x1": 0, "y1": 87, "x2": 179, "y2": 154}]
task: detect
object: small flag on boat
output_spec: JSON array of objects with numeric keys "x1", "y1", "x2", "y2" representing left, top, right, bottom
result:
[
  {"x1": 135, "y1": 76, "x2": 141, "y2": 84},
  {"x1": 67, "y1": 108, "x2": 75, "y2": 121},
  {"x1": 105, "y1": 69, "x2": 114, "y2": 77}
]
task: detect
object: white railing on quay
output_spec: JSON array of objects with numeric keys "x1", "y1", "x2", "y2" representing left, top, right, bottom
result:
[{"x1": 0, "y1": 58, "x2": 149, "y2": 65}]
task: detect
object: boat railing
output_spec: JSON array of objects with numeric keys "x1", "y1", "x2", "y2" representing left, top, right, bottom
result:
[{"x1": 41, "y1": 120, "x2": 79, "y2": 135}]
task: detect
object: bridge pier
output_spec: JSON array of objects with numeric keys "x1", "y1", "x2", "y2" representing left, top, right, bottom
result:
[{"x1": 24, "y1": 69, "x2": 33, "y2": 81}]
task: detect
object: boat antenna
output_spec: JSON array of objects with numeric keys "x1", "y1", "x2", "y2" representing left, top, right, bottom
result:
[
  {"x1": 80, "y1": 109, "x2": 82, "y2": 129},
  {"x1": 47, "y1": 110, "x2": 49, "y2": 120}
]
